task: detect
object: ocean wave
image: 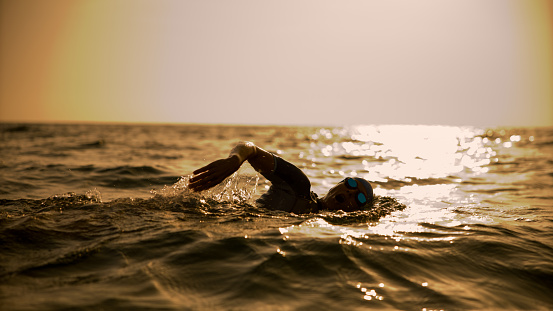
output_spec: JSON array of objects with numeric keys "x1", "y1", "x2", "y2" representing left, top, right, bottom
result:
[
  {"x1": 1, "y1": 190, "x2": 553, "y2": 310},
  {"x1": 98, "y1": 176, "x2": 181, "y2": 189},
  {"x1": 372, "y1": 176, "x2": 458, "y2": 189},
  {"x1": 85, "y1": 165, "x2": 181, "y2": 189},
  {"x1": 96, "y1": 165, "x2": 166, "y2": 176},
  {"x1": 79, "y1": 139, "x2": 106, "y2": 149},
  {"x1": 2, "y1": 124, "x2": 32, "y2": 133}
]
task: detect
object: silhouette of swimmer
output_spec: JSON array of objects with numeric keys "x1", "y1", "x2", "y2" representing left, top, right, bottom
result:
[{"x1": 190, "y1": 142, "x2": 374, "y2": 214}]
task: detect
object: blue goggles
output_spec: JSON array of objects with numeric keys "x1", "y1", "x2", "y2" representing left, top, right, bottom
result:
[{"x1": 343, "y1": 177, "x2": 368, "y2": 207}]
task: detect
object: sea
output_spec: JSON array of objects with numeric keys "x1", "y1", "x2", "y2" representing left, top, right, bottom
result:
[{"x1": 1, "y1": 122, "x2": 552, "y2": 311}]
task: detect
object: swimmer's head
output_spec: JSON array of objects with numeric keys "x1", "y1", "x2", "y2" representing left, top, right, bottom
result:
[{"x1": 320, "y1": 177, "x2": 374, "y2": 212}]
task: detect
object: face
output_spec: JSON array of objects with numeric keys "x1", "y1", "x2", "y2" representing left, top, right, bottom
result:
[{"x1": 320, "y1": 178, "x2": 371, "y2": 212}]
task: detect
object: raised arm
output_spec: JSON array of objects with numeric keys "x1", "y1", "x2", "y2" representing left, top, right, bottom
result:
[{"x1": 189, "y1": 141, "x2": 274, "y2": 192}]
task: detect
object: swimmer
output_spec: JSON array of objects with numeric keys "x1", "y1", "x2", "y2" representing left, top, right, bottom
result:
[{"x1": 189, "y1": 141, "x2": 374, "y2": 214}]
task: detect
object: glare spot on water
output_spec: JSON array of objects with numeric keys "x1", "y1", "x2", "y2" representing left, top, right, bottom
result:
[
  {"x1": 339, "y1": 235, "x2": 363, "y2": 246},
  {"x1": 472, "y1": 166, "x2": 489, "y2": 174},
  {"x1": 355, "y1": 282, "x2": 384, "y2": 302},
  {"x1": 342, "y1": 142, "x2": 358, "y2": 154},
  {"x1": 279, "y1": 218, "x2": 346, "y2": 239},
  {"x1": 276, "y1": 248, "x2": 285, "y2": 257}
]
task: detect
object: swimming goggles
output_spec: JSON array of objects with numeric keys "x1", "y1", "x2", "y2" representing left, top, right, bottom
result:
[{"x1": 343, "y1": 178, "x2": 368, "y2": 207}]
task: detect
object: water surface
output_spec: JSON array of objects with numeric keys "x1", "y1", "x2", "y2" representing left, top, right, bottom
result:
[{"x1": 1, "y1": 123, "x2": 552, "y2": 310}]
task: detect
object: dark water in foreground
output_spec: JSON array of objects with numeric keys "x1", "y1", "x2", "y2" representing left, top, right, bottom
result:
[{"x1": 1, "y1": 123, "x2": 552, "y2": 310}]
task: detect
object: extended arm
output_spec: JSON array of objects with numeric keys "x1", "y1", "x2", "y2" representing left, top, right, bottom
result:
[{"x1": 189, "y1": 141, "x2": 274, "y2": 192}]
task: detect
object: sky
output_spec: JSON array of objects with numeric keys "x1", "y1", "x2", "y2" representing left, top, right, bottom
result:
[{"x1": 1, "y1": 0, "x2": 552, "y2": 127}]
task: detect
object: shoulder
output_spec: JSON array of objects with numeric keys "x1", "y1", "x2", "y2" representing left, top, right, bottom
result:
[{"x1": 263, "y1": 155, "x2": 311, "y2": 196}]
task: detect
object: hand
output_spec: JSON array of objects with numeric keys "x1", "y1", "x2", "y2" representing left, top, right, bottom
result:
[{"x1": 189, "y1": 156, "x2": 242, "y2": 192}]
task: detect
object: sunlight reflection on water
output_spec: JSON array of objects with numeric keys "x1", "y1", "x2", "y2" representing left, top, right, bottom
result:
[
  {"x1": 297, "y1": 125, "x2": 518, "y2": 243},
  {"x1": 307, "y1": 125, "x2": 496, "y2": 190},
  {"x1": 269, "y1": 125, "x2": 543, "y2": 248},
  {"x1": 348, "y1": 125, "x2": 492, "y2": 181},
  {"x1": 307, "y1": 126, "x2": 488, "y2": 225}
]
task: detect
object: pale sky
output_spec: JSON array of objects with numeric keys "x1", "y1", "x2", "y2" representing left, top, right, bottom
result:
[{"x1": 1, "y1": 0, "x2": 552, "y2": 127}]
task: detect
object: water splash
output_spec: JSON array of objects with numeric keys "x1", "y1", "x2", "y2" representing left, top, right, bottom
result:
[
  {"x1": 151, "y1": 173, "x2": 259, "y2": 205},
  {"x1": 205, "y1": 172, "x2": 259, "y2": 204},
  {"x1": 85, "y1": 188, "x2": 102, "y2": 202},
  {"x1": 151, "y1": 175, "x2": 192, "y2": 197}
]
